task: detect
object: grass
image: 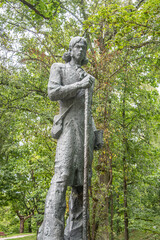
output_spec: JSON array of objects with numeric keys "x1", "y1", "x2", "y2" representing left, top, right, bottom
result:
[
  {"x1": 117, "y1": 230, "x2": 160, "y2": 240},
  {"x1": 4, "y1": 233, "x2": 35, "y2": 237},
  {"x1": 4, "y1": 231, "x2": 160, "y2": 240},
  {"x1": 4, "y1": 233, "x2": 36, "y2": 240},
  {"x1": 6, "y1": 238, "x2": 36, "y2": 240}
]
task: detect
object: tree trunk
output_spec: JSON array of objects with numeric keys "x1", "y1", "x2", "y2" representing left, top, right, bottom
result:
[
  {"x1": 16, "y1": 211, "x2": 33, "y2": 234},
  {"x1": 122, "y1": 80, "x2": 129, "y2": 240},
  {"x1": 116, "y1": 194, "x2": 121, "y2": 236},
  {"x1": 110, "y1": 191, "x2": 114, "y2": 240},
  {"x1": 123, "y1": 155, "x2": 129, "y2": 240},
  {"x1": 28, "y1": 217, "x2": 32, "y2": 233},
  {"x1": 19, "y1": 217, "x2": 25, "y2": 233},
  {"x1": 105, "y1": 196, "x2": 110, "y2": 240},
  {"x1": 91, "y1": 201, "x2": 98, "y2": 240},
  {"x1": 98, "y1": 155, "x2": 110, "y2": 240}
]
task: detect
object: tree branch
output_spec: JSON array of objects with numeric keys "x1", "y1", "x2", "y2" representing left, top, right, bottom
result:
[
  {"x1": 3, "y1": 106, "x2": 53, "y2": 122},
  {"x1": 5, "y1": 20, "x2": 38, "y2": 34},
  {"x1": 130, "y1": 41, "x2": 160, "y2": 49},
  {"x1": 24, "y1": 212, "x2": 34, "y2": 221},
  {"x1": 135, "y1": 0, "x2": 146, "y2": 9},
  {"x1": 60, "y1": 5, "x2": 83, "y2": 25},
  {"x1": 19, "y1": 0, "x2": 50, "y2": 19}
]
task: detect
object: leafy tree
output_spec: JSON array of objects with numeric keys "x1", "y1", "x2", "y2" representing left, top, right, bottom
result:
[{"x1": 0, "y1": 0, "x2": 160, "y2": 239}]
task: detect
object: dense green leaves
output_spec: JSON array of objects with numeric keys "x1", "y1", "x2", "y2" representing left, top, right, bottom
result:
[{"x1": 0, "y1": 0, "x2": 160, "y2": 239}]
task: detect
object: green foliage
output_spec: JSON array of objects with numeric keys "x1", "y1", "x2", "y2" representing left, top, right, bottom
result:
[{"x1": 0, "y1": 0, "x2": 160, "y2": 239}]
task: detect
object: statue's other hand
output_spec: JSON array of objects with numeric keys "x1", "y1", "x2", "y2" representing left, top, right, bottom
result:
[{"x1": 79, "y1": 75, "x2": 94, "y2": 89}]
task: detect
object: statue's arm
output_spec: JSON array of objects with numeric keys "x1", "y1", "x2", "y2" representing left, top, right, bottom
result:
[{"x1": 48, "y1": 63, "x2": 81, "y2": 101}]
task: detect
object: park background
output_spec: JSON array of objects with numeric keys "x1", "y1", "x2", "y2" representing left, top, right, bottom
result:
[{"x1": 0, "y1": 0, "x2": 160, "y2": 239}]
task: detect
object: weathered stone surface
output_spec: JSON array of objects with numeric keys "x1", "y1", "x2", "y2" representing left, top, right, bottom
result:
[{"x1": 37, "y1": 37, "x2": 102, "y2": 240}]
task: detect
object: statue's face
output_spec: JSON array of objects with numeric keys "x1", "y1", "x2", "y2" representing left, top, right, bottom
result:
[{"x1": 71, "y1": 41, "x2": 87, "y2": 63}]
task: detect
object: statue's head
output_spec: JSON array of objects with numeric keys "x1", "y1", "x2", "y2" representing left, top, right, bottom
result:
[{"x1": 63, "y1": 36, "x2": 88, "y2": 65}]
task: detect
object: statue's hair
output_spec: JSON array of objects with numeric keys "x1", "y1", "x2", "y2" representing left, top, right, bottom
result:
[{"x1": 62, "y1": 36, "x2": 88, "y2": 65}]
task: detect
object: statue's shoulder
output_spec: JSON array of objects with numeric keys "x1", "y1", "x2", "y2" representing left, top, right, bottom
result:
[{"x1": 51, "y1": 62, "x2": 66, "y2": 71}]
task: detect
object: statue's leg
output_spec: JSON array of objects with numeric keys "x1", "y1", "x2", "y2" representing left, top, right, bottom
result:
[
  {"x1": 64, "y1": 186, "x2": 83, "y2": 240},
  {"x1": 37, "y1": 175, "x2": 67, "y2": 240}
]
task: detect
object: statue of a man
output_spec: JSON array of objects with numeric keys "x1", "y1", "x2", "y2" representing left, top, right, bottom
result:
[{"x1": 37, "y1": 36, "x2": 101, "y2": 240}]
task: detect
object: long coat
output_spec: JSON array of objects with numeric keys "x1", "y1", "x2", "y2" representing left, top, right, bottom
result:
[{"x1": 48, "y1": 62, "x2": 95, "y2": 186}]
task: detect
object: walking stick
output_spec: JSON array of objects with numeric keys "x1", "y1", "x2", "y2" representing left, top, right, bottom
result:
[{"x1": 83, "y1": 87, "x2": 89, "y2": 240}]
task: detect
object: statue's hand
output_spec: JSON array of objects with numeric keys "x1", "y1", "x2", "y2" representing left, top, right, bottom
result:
[{"x1": 79, "y1": 75, "x2": 94, "y2": 89}]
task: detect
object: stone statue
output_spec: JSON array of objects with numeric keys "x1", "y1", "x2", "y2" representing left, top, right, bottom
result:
[{"x1": 37, "y1": 36, "x2": 103, "y2": 240}]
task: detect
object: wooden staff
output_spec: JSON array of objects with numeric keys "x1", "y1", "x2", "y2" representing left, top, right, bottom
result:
[{"x1": 83, "y1": 87, "x2": 89, "y2": 240}]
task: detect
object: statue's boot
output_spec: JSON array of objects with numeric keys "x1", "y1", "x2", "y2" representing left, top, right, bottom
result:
[
  {"x1": 37, "y1": 215, "x2": 65, "y2": 240},
  {"x1": 64, "y1": 186, "x2": 83, "y2": 240},
  {"x1": 37, "y1": 176, "x2": 67, "y2": 240}
]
